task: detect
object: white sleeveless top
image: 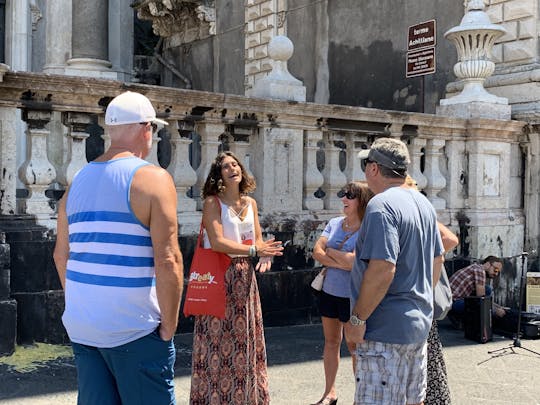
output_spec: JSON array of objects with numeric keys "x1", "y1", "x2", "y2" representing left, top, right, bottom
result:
[{"x1": 203, "y1": 198, "x2": 255, "y2": 257}]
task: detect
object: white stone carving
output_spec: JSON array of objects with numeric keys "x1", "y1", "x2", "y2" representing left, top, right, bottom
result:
[
  {"x1": 18, "y1": 112, "x2": 56, "y2": 219},
  {"x1": 408, "y1": 137, "x2": 428, "y2": 191},
  {"x1": 60, "y1": 113, "x2": 90, "y2": 186},
  {"x1": 29, "y1": 1, "x2": 42, "y2": 31},
  {"x1": 423, "y1": 137, "x2": 447, "y2": 210},
  {"x1": 441, "y1": 0, "x2": 508, "y2": 106},
  {"x1": 248, "y1": 35, "x2": 307, "y2": 102},
  {"x1": 0, "y1": 64, "x2": 10, "y2": 82},
  {"x1": 134, "y1": 0, "x2": 216, "y2": 42},
  {"x1": 168, "y1": 121, "x2": 197, "y2": 212}
]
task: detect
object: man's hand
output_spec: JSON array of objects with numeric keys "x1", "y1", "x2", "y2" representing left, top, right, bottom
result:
[
  {"x1": 345, "y1": 322, "x2": 366, "y2": 344},
  {"x1": 158, "y1": 324, "x2": 175, "y2": 341},
  {"x1": 494, "y1": 305, "x2": 506, "y2": 318}
]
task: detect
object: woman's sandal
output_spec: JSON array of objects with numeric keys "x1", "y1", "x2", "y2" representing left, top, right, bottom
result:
[{"x1": 310, "y1": 397, "x2": 338, "y2": 405}]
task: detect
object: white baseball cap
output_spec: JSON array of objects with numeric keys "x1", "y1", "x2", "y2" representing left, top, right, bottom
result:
[{"x1": 105, "y1": 91, "x2": 168, "y2": 126}]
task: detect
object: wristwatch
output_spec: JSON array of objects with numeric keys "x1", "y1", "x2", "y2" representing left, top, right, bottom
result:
[{"x1": 349, "y1": 314, "x2": 366, "y2": 326}]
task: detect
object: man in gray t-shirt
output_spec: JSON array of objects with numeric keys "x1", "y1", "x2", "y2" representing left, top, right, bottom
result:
[{"x1": 346, "y1": 138, "x2": 444, "y2": 405}]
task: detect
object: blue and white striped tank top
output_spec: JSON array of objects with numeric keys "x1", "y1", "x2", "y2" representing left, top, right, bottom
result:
[{"x1": 62, "y1": 156, "x2": 160, "y2": 348}]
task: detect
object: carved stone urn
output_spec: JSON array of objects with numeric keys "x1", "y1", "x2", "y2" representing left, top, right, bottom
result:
[{"x1": 441, "y1": 0, "x2": 507, "y2": 105}]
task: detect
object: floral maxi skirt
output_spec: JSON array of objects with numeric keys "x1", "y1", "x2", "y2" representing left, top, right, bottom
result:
[{"x1": 189, "y1": 257, "x2": 270, "y2": 405}]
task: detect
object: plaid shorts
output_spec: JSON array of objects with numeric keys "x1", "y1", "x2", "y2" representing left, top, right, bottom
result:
[{"x1": 354, "y1": 340, "x2": 428, "y2": 405}]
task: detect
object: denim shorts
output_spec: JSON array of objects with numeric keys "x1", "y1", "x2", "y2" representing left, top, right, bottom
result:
[
  {"x1": 318, "y1": 290, "x2": 351, "y2": 323},
  {"x1": 71, "y1": 328, "x2": 176, "y2": 405},
  {"x1": 354, "y1": 339, "x2": 428, "y2": 405}
]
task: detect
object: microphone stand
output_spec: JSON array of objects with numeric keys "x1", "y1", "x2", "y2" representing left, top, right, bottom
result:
[{"x1": 488, "y1": 251, "x2": 540, "y2": 357}]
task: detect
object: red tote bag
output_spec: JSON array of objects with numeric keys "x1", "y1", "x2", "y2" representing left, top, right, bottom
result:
[{"x1": 183, "y1": 224, "x2": 231, "y2": 319}]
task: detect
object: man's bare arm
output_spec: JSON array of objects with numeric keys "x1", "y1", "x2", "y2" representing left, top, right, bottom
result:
[
  {"x1": 53, "y1": 194, "x2": 69, "y2": 290},
  {"x1": 352, "y1": 259, "x2": 395, "y2": 320},
  {"x1": 134, "y1": 166, "x2": 184, "y2": 341}
]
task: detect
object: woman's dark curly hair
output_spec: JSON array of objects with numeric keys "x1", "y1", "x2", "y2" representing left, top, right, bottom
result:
[{"x1": 202, "y1": 151, "x2": 256, "y2": 198}]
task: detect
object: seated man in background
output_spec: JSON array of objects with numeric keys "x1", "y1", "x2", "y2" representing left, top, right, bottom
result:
[{"x1": 448, "y1": 255, "x2": 506, "y2": 328}]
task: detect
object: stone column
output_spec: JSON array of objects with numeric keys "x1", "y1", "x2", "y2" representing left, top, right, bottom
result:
[
  {"x1": 6, "y1": 0, "x2": 30, "y2": 71},
  {"x1": 108, "y1": 0, "x2": 134, "y2": 82},
  {"x1": 0, "y1": 107, "x2": 18, "y2": 215},
  {"x1": 60, "y1": 112, "x2": 91, "y2": 186},
  {"x1": 43, "y1": 0, "x2": 71, "y2": 74},
  {"x1": 18, "y1": 110, "x2": 56, "y2": 224},
  {"x1": 66, "y1": 0, "x2": 116, "y2": 79}
]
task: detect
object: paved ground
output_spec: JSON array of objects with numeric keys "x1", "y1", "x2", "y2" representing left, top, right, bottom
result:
[{"x1": 1, "y1": 319, "x2": 540, "y2": 404}]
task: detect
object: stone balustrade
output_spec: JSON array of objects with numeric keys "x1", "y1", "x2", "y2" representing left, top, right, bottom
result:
[
  {"x1": 0, "y1": 70, "x2": 530, "y2": 353},
  {"x1": 0, "y1": 71, "x2": 526, "y2": 260}
]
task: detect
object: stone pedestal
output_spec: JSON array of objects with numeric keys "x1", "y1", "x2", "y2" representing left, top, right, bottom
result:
[
  {"x1": 437, "y1": 102, "x2": 511, "y2": 120},
  {"x1": 251, "y1": 125, "x2": 303, "y2": 213},
  {"x1": 248, "y1": 36, "x2": 306, "y2": 102}
]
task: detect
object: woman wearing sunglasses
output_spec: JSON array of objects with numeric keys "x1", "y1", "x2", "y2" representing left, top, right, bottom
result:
[{"x1": 310, "y1": 182, "x2": 373, "y2": 405}]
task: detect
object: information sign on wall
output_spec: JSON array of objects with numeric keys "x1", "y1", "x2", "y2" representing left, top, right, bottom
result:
[{"x1": 406, "y1": 20, "x2": 436, "y2": 78}]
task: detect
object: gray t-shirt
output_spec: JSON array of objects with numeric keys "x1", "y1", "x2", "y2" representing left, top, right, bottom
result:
[
  {"x1": 321, "y1": 216, "x2": 359, "y2": 298},
  {"x1": 350, "y1": 187, "x2": 444, "y2": 344}
]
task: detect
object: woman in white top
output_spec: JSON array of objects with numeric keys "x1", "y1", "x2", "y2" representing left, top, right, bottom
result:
[{"x1": 189, "y1": 151, "x2": 283, "y2": 405}]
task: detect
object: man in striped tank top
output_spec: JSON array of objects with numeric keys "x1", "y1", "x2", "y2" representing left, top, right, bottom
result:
[{"x1": 53, "y1": 91, "x2": 184, "y2": 405}]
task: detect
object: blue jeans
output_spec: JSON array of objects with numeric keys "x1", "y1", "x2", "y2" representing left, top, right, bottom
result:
[
  {"x1": 452, "y1": 285, "x2": 493, "y2": 315},
  {"x1": 71, "y1": 329, "x2": 176, "y2": 405}
]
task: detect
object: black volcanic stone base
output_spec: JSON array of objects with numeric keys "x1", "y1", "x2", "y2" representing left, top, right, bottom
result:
[
  {"x1": 179, "y1": 268, "x2": 322, "y2": 333},
  {"x1": 0, "y1": 299, "x2": 17, "y2": 355},
  {"x1": 12, "y1": 290, "x2": 68, "y2": 345}
]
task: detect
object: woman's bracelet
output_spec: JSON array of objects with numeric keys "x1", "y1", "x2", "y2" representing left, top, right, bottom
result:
[{"x1": 249, "y1": 245, "x2": 257, "y2": 257}]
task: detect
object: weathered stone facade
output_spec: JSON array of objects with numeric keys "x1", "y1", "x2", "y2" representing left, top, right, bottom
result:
[{"x1": 0, "y1": 0, "x2": 536, "y2": 355}]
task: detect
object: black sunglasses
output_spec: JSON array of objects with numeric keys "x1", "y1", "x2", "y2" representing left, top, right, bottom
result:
[
  {"x1": 140, "y1": 122, "x2": 158, "y2": 132},
  {"x1": 361, "y1": 158, "x2": 374, "y2": 172},
  {"x1": 337, "y1": 189, "x2": 357, "y2": 199}
]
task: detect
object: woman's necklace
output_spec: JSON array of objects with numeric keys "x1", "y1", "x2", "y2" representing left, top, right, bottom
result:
[{"x1": 343, "y1": 217, "x2": 360, "y2": 232}]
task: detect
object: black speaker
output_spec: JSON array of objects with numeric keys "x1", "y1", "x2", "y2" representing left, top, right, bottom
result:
[{"x1": 464, "y1": 296, "x2": 493, "y2": 343}]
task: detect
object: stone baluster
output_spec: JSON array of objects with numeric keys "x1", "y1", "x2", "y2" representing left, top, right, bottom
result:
[
  {"x1": 145, "y1": 128, "x2": 161, "y2": 167},
  {"x1": 18, "y1": 111, "x2": 56, "y2": 219},
  {"x1": 303, "y1": 129, "x2": 324, "y2": 210},
  {"x1": 195, "y1": 118, "x2": 224, "y2": 209},
  {"x1": 346, "y1": 133, "x2": 367, "y2": 182},
  {"x1": 0, "y1": 107, "x2": 18, "y2": 215},
  {"x1": 387, "y1": 123, "x2": 404, "y2": 139},
  {"x1": 168, "y1": 120, "x2": 197, "y2": 213},
  {"x1": 408, "y1": 137, "x2": 427, "y2": 190},
  {"x1": 422, "y1": 132, "x2": 447, "y2": 210},
  {"x1": 322, "y1": 132, "x2": 347, "y2": 210},
  {"x1": 60, "y1": 112, "x2": 91, "y2": 186},
  {"x1": 98, "y1": 115, "x2": 111, "y2": 151}
]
